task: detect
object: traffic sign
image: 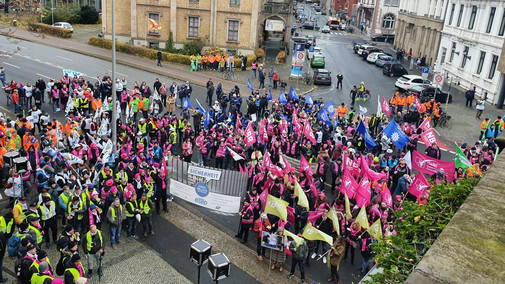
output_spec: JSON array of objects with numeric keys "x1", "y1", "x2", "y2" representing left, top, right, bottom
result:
[
  {"x1": 297, "y1": 53, "x2": 305, "y2": 60},
  {"x1": 422, "y1": 67, "x2": 429, "y2": 74},
  {"x1": 434, "y1": 74, "x2": 444, "y2": 86}
]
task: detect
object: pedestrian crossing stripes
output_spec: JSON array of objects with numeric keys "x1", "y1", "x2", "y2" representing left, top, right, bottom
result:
[{"x1": 330, "y1": 31, "x2": 347, "y2": 36}]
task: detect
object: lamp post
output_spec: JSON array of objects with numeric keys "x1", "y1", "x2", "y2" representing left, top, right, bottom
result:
[{"x1": 111, "y1": 0, "x2": 117, "y2": 151}]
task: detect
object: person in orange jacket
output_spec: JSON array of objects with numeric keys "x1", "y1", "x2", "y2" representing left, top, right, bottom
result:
[
  {"x1": 336, "y1": 103, "x2": 348, "y2": 119},
  {"x1": 253, "y1": 212, "x2": 272, "y2": 261}
]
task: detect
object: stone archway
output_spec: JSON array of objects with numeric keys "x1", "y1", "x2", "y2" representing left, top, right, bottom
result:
[{"x1": 260, "y1": 15, "x2": 288, "y2": 66}]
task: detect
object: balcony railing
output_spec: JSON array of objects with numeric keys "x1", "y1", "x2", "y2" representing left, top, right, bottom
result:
[{"x1": 264, "y1": 1, "x2": 291, "y2": 14}]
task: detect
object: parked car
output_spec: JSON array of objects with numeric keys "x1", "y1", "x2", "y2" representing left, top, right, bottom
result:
[
  {"x1": 383, "y1": 63, "x2": 408, "y2": 77},
  {"x1": 375, "y1": 55, "x2": 398, "y2": 67},
  {"x1": 411, "y1": 85, "x2": 453, "y2": 103},
  {"x1": 371, "y1": 34, "x2": 395, "y2": 43},
  {"x1": 395, "y1": 75, "x2": 432, "y2": 91},
  {"x1": 367, "y1": 52, "x2": 385, "y2": 63},
  {"x1": 321, "y1": 25, "x2": 331, "y2": 33},
  {"x1": 311, "y1": 54, "x2": 325, "y2": 68},
  {"x1": 361, "y1": 47, "x2": 383, "y2": 59},
  {"x1": 357, "y1": 44, "x2": 373, "y2": 55},
  {"x1": 339, "y1": 23, "x2": 347, "y2": 30},
  {"x1": 321, "y1": 11, "x2": 327, "y2": 15},
  {"x1": 311, "y1": 46, "x2": 322, "y2": 55},
  {"x1": 305, "y1": 34, "x2": 315, "y2": 48},
  {"x1": 52, "y1": 22, "x2": 73, "y2": 33},
  {"x1": 313, "y1": 69, "x2": 332, "y2": 85},
  {"x1": 303, "y1": 22, "x2": 315, "y2": 30}
]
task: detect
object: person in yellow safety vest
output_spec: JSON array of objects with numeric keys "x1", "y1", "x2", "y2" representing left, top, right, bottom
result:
[
  {"x1": 357, "y1": 81, "x2": 366, "y2": 102},
  {"x1": 66, "y1": 197, "x2": 85, "y2": 234},
  {"x1": 196, "y1": 54, "x2": 202, "y2": 71},
  {"x1": 137, "y1": 118, "x2": 148, "y2": 137},
  {"x1": 58, "y1": 186, "x2": 73, "y2": 223},
  {"x1": 83, "y1": 224, "x2": 104, "y2": 277},
  {"x1": 479, "y1": 118, "x2": 490, "y2": 140},
  {"x1": 129, "y1": 94, "x2": 141, "y2": 123},
  {"x1": 26, "y1": 216, "x2": 44, "y2": 245},
  {"x1": 78, "y1": 96, "x2": 90, "y2": 115},
  {"x1": 143, "y1": 177, "x2": 155, "y2": 199},
  {"x1": 125, "y1": 194, "x2": 141, "y2": 239},
  {"x1": 64, "y1": 254, "x2": 86, "y2": 284},
  {"x1": 0, "y1": 212, "x2": 14, "y2": 238},
  {"x1": 13, "y1": 196, "x2": 28, "y2": 225},
  {"x1": 139, "y1": 194, "x2": 155, "y2": 237},
  {"x1": 73, "y1": 186, "x2": 90, "y2": 209},
  {"x1": 39, "y1": 196, "x2": 58, "y2": 248},
  {"x1": 30, "y1": 260, "x2": 54, "y2": 284},
  {"x1": 29, "y1": 250, "x2": 54, "y2": 281},
  {"x1": 107, "y1": 198, "x2": 125, "y2": 248},
  {"x1": 140, "y1": 96, "x2": 150, "y2": 119}
]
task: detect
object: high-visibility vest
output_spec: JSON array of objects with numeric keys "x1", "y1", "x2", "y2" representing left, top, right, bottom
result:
[
  {"x1": 126, "y1": 201, "x2": 138, "y2": 218},
  {"x1": 31, "y1": 273, "x2": 54, "y2": 284},
  {"x1": 29, "y1": 258, "x2": 52, "y2": 275},
  {"x1": 15, "y1": 203, "x2": 27, "y2": 223},
  {"x1": 39, "y1": 201, "x2": 56, "y2": 221},
  {"x1": 85, "y1": 230, "x2": 103, "y2": 252},
  {"x1": 144, "y1": 183, "x2": 154, "y2": 198},
  {"x1": 142, "y1": 98, "x2": 150, "y2": 111},
  {"x1": 110, "y1": 205, "x2": 124, "y2": 222},
  {"x1": 140, "y1": 199, "x2": 151, "y2": 215},
  {"x1": 138, "y1": 123, "x2": 147, "y2": 135},
  {"x1": 67, "y1": 201, "x2": 84, "y2": 220},
  {"x1": 65, "y1": 267, "x2": 84, "y2": 282},
  {"x1": 28, "y1": 225, "x2": 43, "y2": 244},
  {"x1": 0, "y1": 216, "x2": 13, "y2": 234},
  {"x1": 130, "y1": 98, "x2": 140, "y2": 112}
]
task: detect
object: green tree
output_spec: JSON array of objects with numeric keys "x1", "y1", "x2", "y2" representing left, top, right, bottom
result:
[{"x1": 78, "y1": 6, "x2": 99, "y2": 24}]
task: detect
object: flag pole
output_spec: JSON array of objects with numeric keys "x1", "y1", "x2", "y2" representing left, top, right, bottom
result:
[{"x1": 111, "y1": 0, "x2": 117, "y2": 152}]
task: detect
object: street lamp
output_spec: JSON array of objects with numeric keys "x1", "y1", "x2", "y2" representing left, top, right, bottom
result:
[{"x1": 110, "y1": 0, "x2": 118, "y2": 151}]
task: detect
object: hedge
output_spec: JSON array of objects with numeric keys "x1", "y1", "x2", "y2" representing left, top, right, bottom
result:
[
  {"x1": 27, "y1": 23, "x2": 72, "y2": 38},
  {"x1": 89, "y1": 37, "x2": 257, "y2": 68}
]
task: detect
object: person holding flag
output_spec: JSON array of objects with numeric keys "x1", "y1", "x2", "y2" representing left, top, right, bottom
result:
[{"x1": 328, "y1": 236, "x2": 346, "y2": 284}]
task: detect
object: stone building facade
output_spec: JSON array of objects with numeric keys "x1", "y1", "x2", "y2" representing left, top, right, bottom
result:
[{"x1": 357, "y1": 0, "x2": 399, "y2": 37}]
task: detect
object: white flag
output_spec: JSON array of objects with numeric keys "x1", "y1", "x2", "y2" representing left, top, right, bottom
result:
[
  {"x1": 377, "y1": 95, "x2": 382, "y2": 116},
  {"x1": 359, "y1": 105, "x2": 368, "y2": 115},
  {"x1": 227, "y1": 147, "x2": 244, "y2": 161},
  {"x1": 404, "y1": 150, "x2": 412, "y2": 169},
  {"x1": 60, "y1": 152, "x2": 84, "y2": 165}
]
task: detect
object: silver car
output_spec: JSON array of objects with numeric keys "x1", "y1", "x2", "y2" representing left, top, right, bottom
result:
[{"x1": 52, "y1": 22, "x2": 73, "y2": 33}]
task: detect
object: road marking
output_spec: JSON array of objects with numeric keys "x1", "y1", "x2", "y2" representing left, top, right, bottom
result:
[
  {"x1": 37, "y1": 73, "x2": 53, "y2": 80},
  {"x1": 108, "y1": 70, "x2": 128, "y2": 77},
  {"x1": 56, "y1": 55, "x2": 73, "y2": 61},
  {"x1": 2, "y1": 62, "x2": 20, "y2": 68}
]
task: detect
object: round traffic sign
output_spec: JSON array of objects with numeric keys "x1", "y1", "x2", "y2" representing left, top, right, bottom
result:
[
  {"x1": 297, "y1": 53, "x2": 304, "y2": 60},
  {"x1": 434, "y1": 74, "x2": 443, "y2": 83}
]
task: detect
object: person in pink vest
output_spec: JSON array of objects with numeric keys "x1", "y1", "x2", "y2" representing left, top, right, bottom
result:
[{"x1": 235, "y1": 200, "x2": 254, "y2": 243}]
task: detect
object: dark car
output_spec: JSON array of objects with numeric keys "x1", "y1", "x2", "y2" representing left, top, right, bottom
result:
[
  {"x1": 383, "y1": 63, "x2": 408, "y2": 77},
  {"x1": 303, "y1": 22, "x2": 315, "y2": 30},
  {"x1": 371, "y1": 34, "x2": 395, "y2": 43},
  {"x1": 321, "y1": 10, "x2": 327, "y2": 15},
  {"x1": 313, "y1": 69, "x2": 332, "y2": 86},
  {"x1": 361, "y1": 47, "x2": 383, "y2": 59},
  {"x1": 411, "y1": 85, "x2": 453, "y2": 103}
]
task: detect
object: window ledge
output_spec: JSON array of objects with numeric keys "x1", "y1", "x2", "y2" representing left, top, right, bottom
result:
[
  {"x1": 148, "y1": 33, "x2": 161, "y2": 37},
  {"x1": 226, "y1": 40, "x2": 239, "y2": 44},
  {"x1": 483, "y1": 78, "x2": 493, "y2": 84},
  {"x1": 187, "y1": 36, "x2": 200, "y2": 40}
]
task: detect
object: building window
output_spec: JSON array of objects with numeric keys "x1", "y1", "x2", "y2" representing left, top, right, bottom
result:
[
  {"x1": 461, "y1": 46, "x2": 469, "y2": 68},
  {"x1": 384, "y1": 0, "x2": 391, "y2": 5},
  {"x1": 391, "y1": 0, "x2": 399, "y2": 5},
  {"x1": 477, "y1": 51, "x2": 486, "y2": 74},
  {"x1": 448, "y1": 4, "x2": 455, "y2": 25},
  {"x1": 457, "y1": 4, "x2": 464, "y2": 27},
  {"x1": 468, "y1": 6, "x2": 478, "y2": 30},
  {"x1": 189, "y1": 0, "x2": 199, "y2": 3},
  {"x1": 148, "y1": 13, "x2": 160, "y2": 35},
  {"x1": 499, "y1": 9, "x2": 505, "y2": 36},
  {"x1": 227, "y1": 20, "x2": 239, "y2": 42},
  {"x1": 489, "y1": 55, "x2": 499, "y2": 79},
  {"x1": 383, "y1": 14, "x2": 394, "y2": 29},
  {"x1": 487, "y1": 7, "x2": 496, "y2": 33},
  {"x1": 441, "y1": 47, "x2": 447, "y2": 63},
  {"x1": 188, "y1": 16, "x2": 199, "y2": 37},
  {"x1": 449, "y1": 42, "x2": 456, "y2": 62},
  {"x1": 230, "y1": 0, "x2": 240, "y2": 5}
]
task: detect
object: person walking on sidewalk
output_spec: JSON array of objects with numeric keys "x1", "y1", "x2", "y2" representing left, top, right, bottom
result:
[
  {"x1": 476, "y1": 97, "x2": 485, "y2": 120},
  {"x1": 251, "y1": 61, "x2": 258, "y2": 78},
  {"x1": 259, "y1": 68, "x2": 266, "y2": 90},
  {"x1": 268, "y1": 68, "x2": 274, "y2": 87},
  {"x1": 465, "y1": 87, "x2": 475, "y2": 108},
  {"x1": 336, "y1": 72, "x2": 343, "y2": 89},
  {"x1": 157, "y1": 51, "x2": 162, "y2": 67},
  {"x1": 82, "y1": 224, "x2": 104, "y2": 277},
  {"x1": 106, "y1": 198, "x2": 125, "y2": 249}
]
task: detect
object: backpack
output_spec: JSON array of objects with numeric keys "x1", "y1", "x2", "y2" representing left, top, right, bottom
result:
[
  {"x1": 7, "y1": 234, "x2": 21, "y2": 257},
  {"x1": 297, "y1": 241, "x2": 309, "y2": 261}
]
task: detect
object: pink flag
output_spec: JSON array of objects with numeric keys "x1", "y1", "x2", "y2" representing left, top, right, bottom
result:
[
  {"x1": 280, "y1": 117, "x2": 288, "y2": 134},
  {"x1": 420, "y1": 128, "x2": 438, "y2": 147},
  {"x1": 264, "y1": 151, "x2": 284, "y2": 177},
  {"x1": 281, "y1": 155, "x2": 296, "y2": 174},
  {"x1": 286, "y1": 206, "x2": 295, "y2": 225},
  {"x1": 414, "y1": 97, "x2": 423, "y2": 112},
  {"x1": 382, "y1": 97, "x2": 391, "y2": 116},
  {"x1": 340, "y1": 170, "x2": 358, "y2": 198},
  {"x1": 303, "y1": 120, "x2": 316, "y2": 144},
  {"x1": 419, "y1": 117, "x2": 432, "y2": 131},
  {"x1": 244, "y1": 123, "x2": 256, "y2": 147},
  {"x1": 260, "y1": 119, "x2": 268, "y2": 142},
  {"x1": 412, "y1": 150, "x2": 455, "y2": 181},
  {"x1": 300, "y1": 155, "x2": 314, "y2": 177},
  {"x1": 307, "y1": 210, "x2": 325, "y2": 224},
  {"x1": 408, "y1": 172, "x2": 430, "y2": 199},
  {"x1": 236, "y1": 114, "x2": 242, "y2": 129},
  {"x1": 278, "y1": 219, "x2": 288, "y2": 229},
  {"x1": 380, "y1": 186, "x2": 393, "y2": 207},
  {"x1": 343, "y1": 154, "x2": 360, "y2": 177},
  {"x1": 293, "y1": 109, "x2": 302, "y2": 132},
  {"x1": 259, "y1": 189, "x2": 268, "y2": 210},
  {"x1": 360, "y1": 155, "x2": 386, "y2": 182},
  {"x1": 238, "y1": 163, "x2": 245, "y2": 173},
  {"x1": 355, "y1": 177, "x2": 371, "y2": 207}
]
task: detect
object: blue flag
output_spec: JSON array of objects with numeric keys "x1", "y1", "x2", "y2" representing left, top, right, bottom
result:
[
  {"x1": 383, "y1": 120, "x2": 409, "y2": 150},
  {"x1": 278, "y1": 90, "x2": 287, "y2": 105},
  {"x1": 247, "y1": 78, "x2": 254, "y2": 91},
  {"x1": 204, "y1": 108, "x2": 211, "y2": 129},
  {"x1": 183, "y1": 96, "x2": 192, "y2": 109},
  {"x1": 317, "y1": 110, "x2": 331, "y2": 127},
  {"x1": 196, "y1": 99, "x2": 206, "y2": 115},
  {"x1": 305, "y1": 93, "x2": 313, "y2": 105},
  {"x1": 267, "y1": 89, "x2": 273, "y2": 101},
  {"x1": 288, "y1": 86, "x2": 299, "y2": 101},
  {"x1": 357, "y1": 120, "x2": 377, "y2": 150},
  {"x1": 322, "y1": 100, "x2": 335, "y2": 115}
]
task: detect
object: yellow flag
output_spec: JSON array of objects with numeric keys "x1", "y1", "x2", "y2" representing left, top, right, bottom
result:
[
  {"x1": 302, "y1": 223, "x2": 333, "y2": 245},
  {"x1": 356, "y1": 205, "x2": 369, "y2": 230},
  {"x1": 326, "y1": 207, "x2": 340, "y2": 236},
  {"x1": 345, "y1": 193, "x2": 352, "y2": 219},
  {"x1": 264, "y1": 194, "x2": 288, "y2": 221},
  {"x1": 294, "y1": 181, "x2": 309, "y2": 209},
  {"x1": 284, "y1": 230, "x2": 303, "y2": 247},
  {"x1": 369, "y1": 218, "x2": 383, "y2": 240}
]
